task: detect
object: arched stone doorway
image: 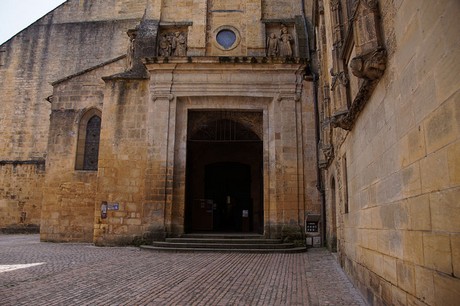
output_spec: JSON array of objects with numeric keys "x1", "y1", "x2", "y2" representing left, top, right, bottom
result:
[{"x1": 185, "y1": 110, "x2": 263, "y2": 233}]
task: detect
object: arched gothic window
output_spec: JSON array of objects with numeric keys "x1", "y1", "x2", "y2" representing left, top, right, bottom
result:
[{"x1": 75, "y1": 109, "x2": 102, "y2": 171}]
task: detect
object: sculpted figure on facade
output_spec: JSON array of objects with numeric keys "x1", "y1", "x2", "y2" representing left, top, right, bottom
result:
[
  {"x1": 126, "y1": 30, "x2": 137, "y2": 70},
  {"x1": 158, "y1": 33, "x2": 171, "y2": 57},
  {"x1": 173, "y1": 32, "x2": 187, "y2": 56},
  {"x1": 279, "y1": 25, "x2": 293, "y2": 57},
  {"x1": 267, "y1": 33, "x2": 279, "y2": 57}
]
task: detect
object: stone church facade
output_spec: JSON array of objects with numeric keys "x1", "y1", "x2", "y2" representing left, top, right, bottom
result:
[{"x1": 0, "y1": 0, "x2": 459, "y2": 305}]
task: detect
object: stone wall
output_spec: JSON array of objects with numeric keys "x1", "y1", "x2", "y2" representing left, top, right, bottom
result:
[
  {"x1": 0, "y1": 0, "x2": 146, "y2": 229},
  {"x1": 0, "y1": 162, "x2": 44, "y2": 230},
  {"x1": 41, "y1": 58, "x2": 126, "y2": 242},
  {"x1": 93, "y1": 78, "x2": 151, "y2": 245},
  {"x1": 317, "y1": 0, "x2": 460, "y2": 304}
]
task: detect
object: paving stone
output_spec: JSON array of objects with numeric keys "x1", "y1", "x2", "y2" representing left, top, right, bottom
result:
[{"x1": 0, "y1": 235, "x2": 366, "y2": 305}]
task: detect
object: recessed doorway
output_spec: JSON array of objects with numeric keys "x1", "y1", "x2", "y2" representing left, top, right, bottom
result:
[{"x1": 185, "y1": 110, "x2": 263, "y2": 233}]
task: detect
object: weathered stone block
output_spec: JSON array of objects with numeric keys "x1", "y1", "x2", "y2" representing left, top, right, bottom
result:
[
  {"x1": 430, "y1": 187, "x2": 460, "y2": 232},
  {"x1": 423, "y1": 232, "x2": 452, "y2": 275}
]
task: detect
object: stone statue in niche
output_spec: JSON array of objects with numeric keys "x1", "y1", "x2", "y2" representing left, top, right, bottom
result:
[
  {"x1": 126, "y1": 29, "x2": 137, "y2": 70},
  {"x1": 158, "y1": 33, "x2": 171, "y2": 57},
  {"x1": 158, "y1": 31, "x2": 187, "y2": 57},
  {"x1": 279, "y1": 25, "x2": 293, "y2": 57},
  {"x1": 173, "y1": 32, "x2": 187, "y2": 56},
  {"x1": 267, "y1": 33, "x2": 279, "y2": 57}
]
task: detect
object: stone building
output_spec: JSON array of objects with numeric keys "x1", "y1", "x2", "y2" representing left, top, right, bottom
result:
[
  {"x1": 0, "y1": 0, "x2": 459, "y2": 305},
  {"x1": 314, "y1": 0, "x2": 460, "y2": 304}
]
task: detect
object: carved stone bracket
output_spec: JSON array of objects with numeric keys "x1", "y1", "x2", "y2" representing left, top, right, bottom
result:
[
  {"x1": 330, "y1": 78, "x2": 379, "y2": 130},
  {"x1": 350, "y1": 48, "x2": 386, "y2": 80}
]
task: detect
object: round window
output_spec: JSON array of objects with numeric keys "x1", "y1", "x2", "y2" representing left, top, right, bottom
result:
[{"x1": 216, "y1": 30, "x2": 237, "y2": 49}]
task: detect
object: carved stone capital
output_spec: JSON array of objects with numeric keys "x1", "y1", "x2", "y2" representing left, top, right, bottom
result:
[{"x1": 350, "y1": 48, "x2": 386, "y2": 80}]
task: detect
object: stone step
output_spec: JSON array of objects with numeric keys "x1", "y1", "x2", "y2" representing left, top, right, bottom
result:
[
  {"x1": 141, "y1": 233, "x2": 306, "y2": 253},
  {"x1": 179, "y1": 233, "x2": 265, "y2": 239},
  {"x1": 165, "y1": 238, "x2": 283, "y2": 244},
  {"x1": 152, "y1": 241, "x2": 294, "y2": 249},
  {"x1": 140, "y1": 245, "x2": 307, "y2": 253}
]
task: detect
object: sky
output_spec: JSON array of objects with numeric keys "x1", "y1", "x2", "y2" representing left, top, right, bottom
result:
[{"x1": 0, "y1": 0, "x2": 67, "y2": 45}]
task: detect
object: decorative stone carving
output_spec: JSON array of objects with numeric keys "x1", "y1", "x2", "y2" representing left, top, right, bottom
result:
[
  {"x1": 157, "y1": 30, "x2": 187, "y2": 57},
  {"x1": 266, "y1": 24, "x2": 294, "y2": 58},
  {"x1": 266, "y1": 33, "x2": 279, "y2": 57},
  {"x1": 158, "y1": 33, "x2": 171, "y2": 57},
  {"x1": 331, "y1": 70, "x2": 349, "y2": 90},
  {"x1": 279, "y1": 24, "x2": 293, "y2": 57},
  {"x1": 172, "y1": 32, "x2": 187, "y2": 56},
  {"x1": 330, "y1": 78, "x2": 379, "y2": 130},
  {"x1": 125, "y1": 29, "x2": 137, "y2": 71},
  {"x1": 328, "y1": 0, "x2": 387, "y2": 131},
  {"x1": 330, "y1": 0, "x2": 343, "y2": 47},
  {"x1": 350, "y1": 48, "x2": 386, "y2": 80}
]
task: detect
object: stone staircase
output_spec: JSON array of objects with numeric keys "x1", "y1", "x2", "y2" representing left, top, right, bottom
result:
[{"x1": 140, "y1": 233, "x2": 306, "y2": 253}]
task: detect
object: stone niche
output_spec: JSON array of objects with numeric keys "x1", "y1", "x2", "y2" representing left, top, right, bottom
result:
[
  {"x1": 157, "y1": 26, "x2": 190, "y2": 57},
  {"x1": 265, "y1": 23, "x2": 298, "y2": 58}
]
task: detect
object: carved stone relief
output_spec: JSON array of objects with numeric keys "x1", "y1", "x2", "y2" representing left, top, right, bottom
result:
[
  {"x1": 265, "y1": 24, "x2": 296, "y2": 58},
  {"x1": 157, "y1": 28, "x2": 188, "y2": 57}
]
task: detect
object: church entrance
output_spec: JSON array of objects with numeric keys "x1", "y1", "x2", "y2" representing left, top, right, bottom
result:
[{"x1": 185, "y1": 110, "x2": 263, "y2": 233}]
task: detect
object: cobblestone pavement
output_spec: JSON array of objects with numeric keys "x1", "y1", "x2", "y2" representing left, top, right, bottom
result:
[{"x1": 0, "y1": 235, "x2": 366, "y2": 306}]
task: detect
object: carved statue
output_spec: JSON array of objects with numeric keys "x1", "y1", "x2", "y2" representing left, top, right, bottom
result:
[
  {"x1": 267, "y1": 33, "x2": 279, "y2": 57},
  {"x1": 279, "y1": 25, "x2": 293, "y2": 57},
  {"x1": 350, "y1": 49, "x2": 386, "y2": 80},
  {"x1": 173, "y1": 32, "x2": 187, "y2": 56},
  {"x1": 158, "y1": 33, "x2": 171, "y2": 57},
  {"x1": 126, "y1": 30, "x2": 137, "y2": 70}
]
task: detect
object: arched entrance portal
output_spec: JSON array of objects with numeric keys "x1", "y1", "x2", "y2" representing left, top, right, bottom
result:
[{"x1": 185, "y1": 111, "x2": 263, "y2": 233}]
